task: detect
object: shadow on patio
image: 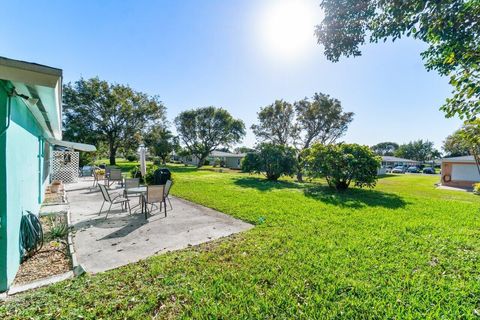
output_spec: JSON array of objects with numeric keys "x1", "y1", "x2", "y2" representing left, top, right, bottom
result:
[{"x1": 66, "y1": 177, "x2": 252, "y2": 273}]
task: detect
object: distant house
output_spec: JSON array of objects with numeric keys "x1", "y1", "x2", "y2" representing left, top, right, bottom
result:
[
  {"x1": 381, "y1": 156, "x2": 420, "y2": 167},
  {"x1": 179, "y1": 150, "x2": 246, "y2": 169},
  {"x1": 441, "y1": 155, "x2": 480, "y2": 188}
]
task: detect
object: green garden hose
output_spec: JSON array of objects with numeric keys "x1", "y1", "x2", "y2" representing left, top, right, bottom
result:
[{"x1": 20, "y1": 211, "x2": 43, "y2": 261}]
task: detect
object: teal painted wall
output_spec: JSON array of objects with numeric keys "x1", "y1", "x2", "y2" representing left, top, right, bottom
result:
[
  {"x1": 0, "y1": 82, "x2": 49, "y2": 291},
  {"x1": 0, "y1": 84, "x2": 8, "y2": 291}
]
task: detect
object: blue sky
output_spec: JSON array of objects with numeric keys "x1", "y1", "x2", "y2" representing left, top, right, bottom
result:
[{"x1": 0, "y1": 0, "x2": 463, "y2": 150}]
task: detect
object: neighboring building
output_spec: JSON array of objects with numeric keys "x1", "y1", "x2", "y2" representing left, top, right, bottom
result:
[
  {"x1": 0, "y1": 57, "x2": 94, "y2": 292},
  {"x1": 209, "y1": 150, "x2": 246, "y2": 169},
  {"x1": 381, "y1": 156, "x2": 420, "y2": 168},
  {"x1": 179, "y1": 150, "x2": 246, "y2": 169},
  {"x1": 441, "y1": 155, "x2": 480, "y2": 188}
]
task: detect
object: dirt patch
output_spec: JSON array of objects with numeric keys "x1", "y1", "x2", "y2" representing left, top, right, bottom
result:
[{"x1": 13, "y1": 214, "x2": 72, "y2": 286}]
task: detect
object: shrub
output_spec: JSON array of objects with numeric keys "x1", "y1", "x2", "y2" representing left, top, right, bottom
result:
[
  {"x1": 204, "y1": 159, "x2": 210, "y2": 166},
  {"x1": 241, "y1": 143, "x2": 297, "y2": 181},
  {"x1": 304, "y1": 143, "x2": 381, "y2": 191},
  {"x1": 473, "y1": 183, "x2": 480, "y2": 195},
  {"x1": 126, "y1": 153, "x2": 138, "y2": 162}
]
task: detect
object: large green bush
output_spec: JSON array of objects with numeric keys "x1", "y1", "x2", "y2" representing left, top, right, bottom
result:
[
  {"x1": 304, "y1": 143, "x2": 380, "y2": 190},
  {"x1": 241, "y1": 143, "x2": 297, "y2": 181}
]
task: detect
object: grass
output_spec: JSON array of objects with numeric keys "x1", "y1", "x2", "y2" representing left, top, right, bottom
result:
[{"x1": 2, "y1": 166, "x2": 480, "y2": 319}]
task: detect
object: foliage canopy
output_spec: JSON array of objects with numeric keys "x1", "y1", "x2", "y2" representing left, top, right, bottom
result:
[
  {"x1": 63, "y1": 77, "x2": 166, "y2": 165},
  {"x1": 174, "y1": 107, "x2": 245, "y2": 167},
  {"x1": 315, "y1": 0, "x2": 480, "y2": 119},
  {"x1": 304, "y1": 143, "x2": 380, "y2": 190},
  {"x1": 241, "y1": 143, "x2": 297, "y2": 181}
]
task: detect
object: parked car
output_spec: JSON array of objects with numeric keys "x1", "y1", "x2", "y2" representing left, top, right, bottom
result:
[
  {"x1": 406, "y1": 166, "x2": 420, "y2": 173},
  {"x1": 391, "y1": 166, "x2": 405, "y2": 173},
  {"x1": 422, "y1": 167, "x2": 436, "y2": 174}
]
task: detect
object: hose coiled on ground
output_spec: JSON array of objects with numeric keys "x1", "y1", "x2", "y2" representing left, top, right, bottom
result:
[{"x1": 20, "y1": 211, "x2": 43, "y2": 260}]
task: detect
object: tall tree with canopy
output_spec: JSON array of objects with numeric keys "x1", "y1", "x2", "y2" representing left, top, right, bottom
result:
[
  {"x1": 174, "y1": 107, "x2": 245, "y2": 167},
  {"x1": 443, "y1": 130, "x2": 471, "y2": 157},
  {"x1": 315, "y1": 0, "x2": 480, "y2": 119},
  {"x1": 251, "y1": 93, "x2": 354, "y2": 181},
  {"x1": 371, "y1": 142, "x2": 399, "y2": 156},
  {"x1": 394, "y1": 140, "x2": 441, "y2": 162},
  {"x1": 458, "y1": 119, "x2": 480, "y2": 175},
  {"x1": 144, "y1": 125, "x2": 179, "y2": 164},
  {"x1": 251, "y1": 100, "x2": 297, "y2": 146},
  {"x1": 294, "y1": 93, "x2": 354, "y2": 181},
  {"x1": 63, "y1": 77, "x2": 166, "y2": 165}
]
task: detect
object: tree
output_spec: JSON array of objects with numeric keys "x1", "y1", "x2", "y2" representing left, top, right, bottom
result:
[
  {"x1": 63, "y1": 77, "x2": 166, "y2": 165},
  {"x1": 304, "y1": 143, "x2": 380, "y2": 191},
  {"x1": 315, "y1": 0, "x2": 480, "y2": 119},
  {"x1": 458, "y1": 119, "x2": 480, "y2": 175},
  {"x1": 394, "y1": 140, "x2": 441, "y2": 162},
  {"x1": 234, "y1": 146, "x2": 255, "y2": 154},
  {"x1": 294, "y1": 93, "x2": 354, "y2": 181},
  {"x1": 251, "y1": 94, "x2": 354, "y2": 181},
  {"x1": 241, "y1": 143, "x2": 297, "y2": 181},
  {"x1": 295, "y1": 93, "x2": 354, "y2": 148},
  {"x1": 371, "y1": 142, "x2": 399, "y2": 156},
  {"x1": 251, "y1": 100, "x2": 297, "y2": 145},
  {"x1": 443, "y1": 130, "x2": 471, "y2": 157},
  {"x1": 144, "y1": 125, "x2": 179, "y2": 164},
  {"x1": 174, "y1": 107, "x2": 245, "y2": 167}
]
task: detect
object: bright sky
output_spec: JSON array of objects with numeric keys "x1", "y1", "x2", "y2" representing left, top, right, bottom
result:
[{"x1": 0, "y1": 0, "x2": 463, "y2": 150}]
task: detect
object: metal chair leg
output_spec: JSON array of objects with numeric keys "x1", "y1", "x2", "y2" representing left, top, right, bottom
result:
[
  {"x1": 127, "y1": 201, "x2": 131, "y2": 215},
  {"x1": 99, "y1": 200, "x2": 105, "y2": 215},
  {"x1": 167, "y1": 196, "x2": 172, "y2": 210},
  {"x1": 105, "y1": 203, "x2": 112, "y2": 219}
]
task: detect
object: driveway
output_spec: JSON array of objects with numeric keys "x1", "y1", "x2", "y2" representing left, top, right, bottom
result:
[{"x1": 66, "y1": 178, "x2": 252, "y2": 273}]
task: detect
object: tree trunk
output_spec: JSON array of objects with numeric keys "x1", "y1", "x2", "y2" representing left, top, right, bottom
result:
[
  {"x1": 109, "y1": 143, "x2": 117, "y2": 165},
  {"x1": 197, "y1": 154, "x2": 208, "y2": 168},
  {"x1": 296, "y1": 154, "x2": 304, "y2": 182}
]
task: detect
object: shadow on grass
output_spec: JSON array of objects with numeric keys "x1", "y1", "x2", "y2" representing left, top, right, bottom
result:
[
  {"x1": 233, "y1": 176, "x2": 407, "y2": 209},
  {"x1": 233, "y1": 176, "x2": 304, "y2": 191},
  {"x1": 304, "y1": 185, "x2": 407, "y2": 209},
  {"x1": 377, "y1": 174, "x2": 404, "y2": 179}
]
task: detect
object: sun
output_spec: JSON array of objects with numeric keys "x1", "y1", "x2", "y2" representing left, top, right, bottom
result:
[{"x1": 257, "y1": 0, "x2": 319, "y2": 62}]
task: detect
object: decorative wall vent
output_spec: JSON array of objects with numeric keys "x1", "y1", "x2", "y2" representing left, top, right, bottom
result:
[{"x1": 51, "y1": 151, "x2": 79, "y2": 183}]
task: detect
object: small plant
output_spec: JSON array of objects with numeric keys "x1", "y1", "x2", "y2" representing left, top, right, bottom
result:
[
  {"x1": 45, "y1": 215, "x2": 69, "y2": 241},
  {"x1": 473, "y1": 183, "x2": 480, "y2": 195}
]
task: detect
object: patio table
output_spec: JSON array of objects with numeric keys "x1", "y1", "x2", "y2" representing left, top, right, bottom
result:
[{"x1": 126, "y1": 186, "x2": 147, "y2": 218}]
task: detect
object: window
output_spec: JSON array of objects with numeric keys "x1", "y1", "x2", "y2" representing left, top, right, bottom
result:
[{"x1": 42, "y1": 141, "x2": 50, "y2": 182}]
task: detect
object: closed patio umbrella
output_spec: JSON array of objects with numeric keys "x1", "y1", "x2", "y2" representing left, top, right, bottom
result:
[{"x1": 139, "y1": 144, "x2": 147, "y2": 177}]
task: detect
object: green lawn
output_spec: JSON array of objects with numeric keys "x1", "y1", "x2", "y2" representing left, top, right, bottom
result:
[{"x1": 2, "y1": 168, "x2": 480, "y2": 319}]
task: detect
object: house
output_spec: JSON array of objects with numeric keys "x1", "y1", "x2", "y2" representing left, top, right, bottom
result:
[
  {"x1": 440, "y1": 155, "x2": 479, "y2": 188},
  {"x1": 179, "y1": 150, "x2": 246, "y2": 169},
  {"x1": 209, "y1": 150, "x2": 246, "y2": 169},
  {"x1": 381, "y1": 156, "x2": 420, "y2": 168},
  {"x1": 0, "y1": 57, "x2": 94, "y2": 292}
]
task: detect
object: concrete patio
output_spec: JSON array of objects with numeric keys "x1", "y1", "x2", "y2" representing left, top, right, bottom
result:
[{"x1": 66, "y1": 178, "x2": 252, "y2": 273}]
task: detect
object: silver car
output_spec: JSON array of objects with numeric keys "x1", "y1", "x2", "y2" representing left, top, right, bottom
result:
[{"x1": 391, "y1": 166, "x2": 405, "y2": 173}]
